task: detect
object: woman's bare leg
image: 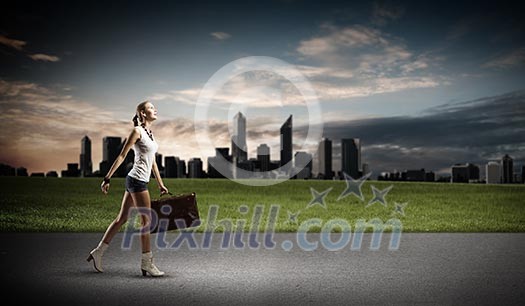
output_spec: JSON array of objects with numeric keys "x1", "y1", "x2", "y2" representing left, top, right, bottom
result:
[
  {"x1": 129, "y1": 190, "x2": 152, "y2": 253},
  {"x1": 100, "y1": 191, "x2": 135, "y2": 245},
  {"x1": 128, "y1": 189, "x2": 164, "y2": 276},
  {"x1": 88, "y1": 191, "x2": 135, "y2": 272}
]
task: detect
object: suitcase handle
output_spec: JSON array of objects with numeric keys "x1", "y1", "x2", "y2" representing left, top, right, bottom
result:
[{"x1": 159, "y1": 192, "x2": 196, "y2": 198}]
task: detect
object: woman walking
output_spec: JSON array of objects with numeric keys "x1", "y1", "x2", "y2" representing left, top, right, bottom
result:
[{"x1": 87, "y1": 100, "x2": 169, "y2": 277}]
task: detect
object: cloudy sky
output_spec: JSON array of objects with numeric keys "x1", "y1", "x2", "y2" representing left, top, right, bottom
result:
[{"x1": 1, "y1": 0, "x2": 524, "y2": 177}]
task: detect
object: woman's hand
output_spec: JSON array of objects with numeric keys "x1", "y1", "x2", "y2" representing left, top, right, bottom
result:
[
  {"x1": 101, "y1": 177, "x2": 110, "y2": 194},
  {"x1": 159, "y1": 185, "x2": 169, "y2": 195}
]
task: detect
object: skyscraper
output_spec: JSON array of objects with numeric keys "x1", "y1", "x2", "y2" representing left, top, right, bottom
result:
[
  {"x1": 294, "y1": 151, "x2": 312, "y2": 179},
  {"x1": 100, "y1": 136, "x2": 121, "y2": 176},
  {"x1": 188, "y1": 158, "x2": 203, "y2": 178},
  {"x1": 451, "y1": 164, "x2": 468, "y2": 183},
  {"x1": 216, "y1": 147, "x2": 229, "y2": 159},
  {"x1": 468, "y1": 163, "x2": 480, "y2": 181},
  {"x1": 280, "y1": 115, "x2": 292, "y2": 172},
  {"x1": 362, "y1": 163, "x2": 369, "y2": 177},
  {"x1": 164, "y1": 156, "x2": 178, "y2": 178},
  {"x1": 486, "y1": 161, "x2": 501, "y2": 184},
  {"x1": 178, "y1": 159, "x2": 186, "y2": 178},
  {"x1": 208, "y1": 148, "x2": 231, "y2": 178},
  {"x1": 318, "y1": 138, "x2": 333, "y2": 180},
  {"x1": 502, "y1": 154, "x2": 513, "y2": 184},
  {"x1": 341, "y1": 138, "x2": 361, "y2": 179},
  {"x1": 231, "y1": 112, "x2": 247, "y2": 163},
  {"x1": 257, "y1": 144, "x2": 270, "y2": 172},
  {"x1": 80, "y1": 135, "x2": 92, "y2": 177}
]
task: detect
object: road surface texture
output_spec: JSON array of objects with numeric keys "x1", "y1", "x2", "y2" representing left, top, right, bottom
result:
[{"x1": 1, "y1": 233, "x2": 523, "y2": 305}]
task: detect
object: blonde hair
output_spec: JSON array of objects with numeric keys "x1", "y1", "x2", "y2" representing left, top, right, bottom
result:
[{"x1": 132, "y1": 100, "x2": 149, "y2": 126}]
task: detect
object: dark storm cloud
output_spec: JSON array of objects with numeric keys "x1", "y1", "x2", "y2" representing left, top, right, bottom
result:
[
  {"x1": 329, "y1": 91, "x2": 525, "y2": 148},
  {"x1": 297, "y1": 91, "x2": 525, "y2": 175}
]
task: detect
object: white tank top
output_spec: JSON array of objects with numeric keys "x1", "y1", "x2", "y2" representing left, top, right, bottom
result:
[{"x1": 127, "y1": 126, "x2": 159, "y2": 183}]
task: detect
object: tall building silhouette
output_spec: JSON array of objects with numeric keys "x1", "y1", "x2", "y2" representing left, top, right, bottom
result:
[
  {"x1": 362, "y1": 163, "x2": 369, "y2": 177},
  {"x1": 208, "y1": 148, "x2": 231, "y2": 178},
  {"x1": 164, "y1": 156, "x2": 178, "y2": 178},
  {"x1": 62, "y1": 163, "x2": 80, "y2": 177},
  {"x1": 294, "y1": 151, "x2": 312, "y2": 179},
  {"x1": 341, "y1": 138, "x2": 361, "y2": 179},
  {"x1": 100, "y1": 136, "x2": 121, "y2": 176},
  {"x1": 215, "y1": 147, "x2": 229, "y2": 159},
  {"x1": 188, "y1": 158, "x2": 203, "y2": 178},
  {"x1": 280, "y1": 115, "x2": 292, "y2": 172},
  {"x1": 80, "y1": 135, "x2": 92, "y2": 177},
  {"x1": 318, "y1": 138, "x2": 333, "y2": 180},
  {"x1": 451, "y1": 163, "x2": 479, "y2": 183},
  {"x1": 502, "y1": 154, "x2": 513, "y2": 183},
  {"x1": 486, "y1": 161, "x2": 501, "y2": 184},
  {"x1": 257, "y1": 144, "x2": 270, "y2": 172},
  {"x1": 231, "y1": 112, "x2": 247, "y2": 163},
  {"x1": 178, "y1": 159, "x2": 186, "y2": 178}
]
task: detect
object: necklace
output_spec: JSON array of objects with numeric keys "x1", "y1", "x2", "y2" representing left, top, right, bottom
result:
[{"x1": 141, "y1": 124, "x2": 154, "y2": 141}]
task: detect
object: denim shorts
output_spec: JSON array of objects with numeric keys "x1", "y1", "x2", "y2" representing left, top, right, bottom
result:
[{"x1": 125, "y1": 175, "x2": 148, "y2": 193}]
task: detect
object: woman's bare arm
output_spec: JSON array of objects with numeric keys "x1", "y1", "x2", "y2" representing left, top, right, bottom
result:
[
  {"x1": 101, "y1": 127, "x2": 140, "y2": 194},
  {"x1": 152, "y1": 159, "x2": 169, "y2": 195}
]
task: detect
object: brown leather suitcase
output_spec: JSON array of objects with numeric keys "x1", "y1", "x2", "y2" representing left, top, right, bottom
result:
[{"x1": 149, "y1": 192, "x2": 201, "y2": 233}]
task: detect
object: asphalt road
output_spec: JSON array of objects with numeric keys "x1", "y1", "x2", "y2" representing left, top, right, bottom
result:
[{"x1": 1, "y1": 233, "x2": 524, "y2": 305}]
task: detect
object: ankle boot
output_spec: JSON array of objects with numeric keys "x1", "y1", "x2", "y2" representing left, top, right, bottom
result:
[
  {"x1": 141, "y1": 251, "x2": 165, "y2": 277},
  {"x1": 87, "y1": 242, "x2": 108, "y2": 272}
]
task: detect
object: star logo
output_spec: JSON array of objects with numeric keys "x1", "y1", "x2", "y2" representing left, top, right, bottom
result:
[
  {"x1": 337, "y1": 172, "x2": 372, "y2": 202},
  {"x1": 392, "y1": 202, "x2": 407, "y2": 216},
  {"x1": 287, "y1": 210, "x2": 300, "y2": 223},
  {"x1": 307, "y1": 187, "x2": 333, "y2": 209},
  {"x1": 366, "y1": 185, "x2": 393, "y2": 208}
]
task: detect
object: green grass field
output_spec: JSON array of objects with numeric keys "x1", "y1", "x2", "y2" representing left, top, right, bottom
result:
[{"x1": 1, "y1": 177, "x2": 524, "y2": 232}]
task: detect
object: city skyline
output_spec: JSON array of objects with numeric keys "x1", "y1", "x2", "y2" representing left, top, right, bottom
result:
[
  {"x1": 1, "y1": 105, "x2": 524, "y2": 183},
  {"x1": 2, "y1": 107, "x2": 524, "y2": 182},
  {"x1": 1, "y1": 131, "x2": 523, "y2": 183},
  {"x1": 87, "y1": 110, "x2": 523, "y2": 183},
  {"x1": 1, "y1": 0, "x2": 524, "y2": 176}
]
